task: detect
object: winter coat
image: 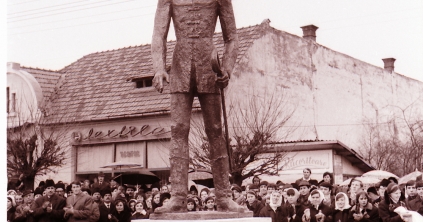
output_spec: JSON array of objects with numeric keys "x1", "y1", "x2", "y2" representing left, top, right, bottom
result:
[
  {"x1": 246, "y1": 199, "x2": 264, "y2": 217},
  {"x1": 31, "y1": 194, "x2": 66, "y2": 222},
  {"x1": 348, "y1": 203, "x2": 379, "y2": 222},
  {"x1": 378, "y1": 199, "x2": 407, "y2": 222},
  {"x1": 258, "y1": 205, "x2": 288, "y2": 222},
  {"x1": 332, "y1": 208, "x2": 350, "y2": 222},
  {"x1": 64, "y1": 193, "x2": 93, "y2": 222},
  {"x1": 130, "y1": 211, "x2": 150, "y2": 220}
]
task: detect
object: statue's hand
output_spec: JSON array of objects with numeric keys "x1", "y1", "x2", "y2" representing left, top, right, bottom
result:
[
  {"x1": 216, "y1": 70, "x2": 229, "y2": 89},
  {"x1": 153, "y1": 70, "x2": 169, "y2": 93}
]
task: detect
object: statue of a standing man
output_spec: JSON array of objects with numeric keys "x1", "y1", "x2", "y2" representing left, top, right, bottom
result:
[{"x1": 151, "y1": 0, "x2": 240, "y2": 213}]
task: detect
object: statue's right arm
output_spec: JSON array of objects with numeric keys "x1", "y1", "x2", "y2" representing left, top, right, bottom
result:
[{"x1": 151, "y1": 0, "x2": 171, "y2": 93}]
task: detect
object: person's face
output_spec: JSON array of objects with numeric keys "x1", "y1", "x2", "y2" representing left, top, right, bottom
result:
[
  {"x1": 135, "y1": 203, "x2": 144, "y2": 212},
  {"x1": 311, "y1": 193, "x2": 321, "y2": 206},
  {"x1": 136, "y1": 195, "x2": 144, "y2": 202},
  {"x1": 7, "y1": 199, "x2": 12, "y2": 208},
  {"x1": 151, "y1": 188, "x2": 159, "y2": 193},
  {"x1": 299, "y1": 186, "x2": 310, "y2": 196},
  {"x1": 190, "y1": 190, "x2": 198, "y2": 196},
  {"x1": 34, "y1": 194, "x2": 42, "y2": 200},
  {"x1": 103, "y1": 193, "x2": 112, "y2": 203},
  {"x1": 271, "y1": 192, "x2": 281, "y2": 204},
  {"x1": 126, "y1": 188, "x2": 135, "y2": 196},
  {"x1": 282, "y1": 190, "x2": 288, "y2": 199},
  {"x1": 162, "y1": 198, "x2": 170, "y2": 206},
  {"x1": 161, "y1": 186, "x2": 168, "y2": 193},
  {"x1": 84, "y1": 180, "x2": 90, "y2": 186},
  {"x1": 130, "y1": 202, "x2": 136, "y2": 210},
  {"x1": 82, "y1": 191, "x2": 89, "y2": 195},
  {"x1": 23, "y1": 193, "x2": 34, "y2": 204},
  {"x1": 320, "y1": 186, "x2": 330, "y2": 195},
  {"x1": 358, "y1": 195, "x2": 368, "y2": 207},
  {"x1": 15, "y1": 195, "x2": 23, "y2": 205},
  {"x1": 98, "y1": 176, "x2": 104, "y2": 183},
  {"x1": 118, "y1": 186, "x2": 126, "y2": 193},
  {"x1": 253, "y1": 178, "x2": 260, "y2": 185},
  {"x1": 379, "y1": 186, "x2": 386, "y2": 196},
  {"x1": 233, "y1": 190, "x2": 240, "y2": 198},
  {"x1": 390, "y1": 189, "x2": 402, "y2": 202},
  {"x1": 287, "y1": 194, "x2": 296, "y2": 204},
  {"x1": 303, "y1": 169, "x2": 311, "y2": 179},
  {"x1": 110, "y1": 180, "x2": 117, "y2": 186},
  {"x1": 116, "y1": 202, "x2": 124, "y2": 212},
  {"x1": 45, "y1": 186, "x2": 55, "y2": 196},
  {"x1": 153, "y1": 194, "x2": 160, "y2": 204},
  {"x1": 55, "y1": 188, "x2": 65, "y2": 197},
  {"x1": 246, "y1": 193, "x2": 256, "y2": 204},
  {"x1": 267, "y1": 187, "x2": 275, "y2": 194},
  {"x1": 193, "y1": 198, "x2": 200, "y2": 206},
  {"x1": 206, "y1": 199, "x2": 214, "y2": 209},
  {"x1": 336, "y1": 196, "x2": 345, "y2": 208},
  {"x1": 72, "y1": 184, "x2": 81, "y2": 195},
  {"x1": 146, "y1": 197, "x2": 152, "y2": 208},
  {"x1": 209, "y1": 193, "x2": 216, "y2": 199},
  {"x1": 259, "y1": 185, "x2": 267, "y2": 193},
  {"x1": 323, "y1": 175, "x2": 331, "y2": 183},
  {"x1": 200, "y1": 191, "x2": 208, "y2": 200},
  {"x1": 92, "y1": 192, "x2": 101, "y2": 201},
  {"x1": 406, "y1": 185, "x2": 417, "y2": 196},
  {"x1": 187, "y1": 202, "x2": 194, "y2": 211},
  {"x1": 417, "y1": 187, "x2": 423, "y2": 197},
  {"x1": 351, "y1": 181, "x2": 361, "y2": 192}
]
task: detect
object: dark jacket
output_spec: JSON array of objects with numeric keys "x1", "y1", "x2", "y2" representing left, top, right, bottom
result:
[
  {"x1": 283, "y1": 202, "x2": 304, "y2": 222},
  {"x1": 31, "y1": 194, "x2": 66, "y2": 222},
  {"x1": 14, "y1": 202, "x2": 35, "y2": 222},
  {"x1": 258, "y1": 205, "x2": 288, "y2": 222},
  {"x1": 98, "y1": 202, "x2": 116, "y2": 222},
  {"x1": 378, "y1": 199, "x2": 406, "y2": 222},
  {"x1": 7, "y1": 206, "x2": 16, "y2": 222},
  {"x1": 110, "y1": 210, "x2": 131, "y2": 222},
  {"x1": 348, "y1": 203, "x2": 379, "y2": 222},
  {"x1": 130, "y1": 211, "x2": 150, "y2": 220},
  {"x1": 246, "y1": 199, "x2": 264, "y2": 217},
  {"x1": 332, "y1": 208, "x2": 350, "y2": 222},
  {"x1": 301, "y1": 203, "x2": 333, "y2": 222}
]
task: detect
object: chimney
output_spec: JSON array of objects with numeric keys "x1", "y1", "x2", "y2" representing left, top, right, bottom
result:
[
  {"x1": 7, "y1": 62, "x2": 21, "y2": 70},
  {"x1": 301, "y1": 25, "x2": 319, "y2": 41},
  {"x1": 382, "y1": 58, "x2": 396, "y2": 73}
]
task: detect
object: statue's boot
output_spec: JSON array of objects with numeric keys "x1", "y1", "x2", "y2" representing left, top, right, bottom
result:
[
  {"x1": 153, "y1": 194, "x2": 187, "y2": 213},
  {"x1": 215, "y1": 195, "x2": 246, "y2": 212}
]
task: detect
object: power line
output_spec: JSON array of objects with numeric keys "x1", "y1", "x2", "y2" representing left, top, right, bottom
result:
[
  {"x1": 7, "y1": 0, "x2": 43, "y2": 7},
  {"x1": 8, "y1": 0, "x2": 87, "y2": 15},
  {"x1": 8, "y1": 0, "x2": 138, "y2": 23},
  {"x1": 8, "y1": 5, "x2": 155, "y2": 30}
]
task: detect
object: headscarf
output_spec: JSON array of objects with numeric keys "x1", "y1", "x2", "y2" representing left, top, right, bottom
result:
[
  {"x1": 335, "y1": 192, "x2": 351, "y2": 210},
  {"x1": 269, "y1": 191, "x2": 282, "y2": 211},
  {"x1": 308, "y1": 189, "x2": 325, "y2": 210}
]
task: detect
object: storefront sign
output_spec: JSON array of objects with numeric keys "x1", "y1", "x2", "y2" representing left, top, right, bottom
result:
[
  {"x1": 120, "y1": 151, "x2": 141, "y2": 158},
  {"x1": 280, "y1": 150, "x2": 331, "y2": 171},
  {"x1": 73, "y1": 125, "x2": 170, "y2": 142}
]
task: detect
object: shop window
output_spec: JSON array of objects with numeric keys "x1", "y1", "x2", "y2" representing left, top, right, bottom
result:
[{"x1": 135, "y1": 77, "x2": 153, "y2": 88}]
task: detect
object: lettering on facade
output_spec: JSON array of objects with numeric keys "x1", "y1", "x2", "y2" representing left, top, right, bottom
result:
[
  {"x1": 75, "y1": 125, "x2": 170, "y2": 142},
  {"x1": 120, "y1": 151, "x2": 141, "y2": 158},
  {"x1": 283, "y1": 156, "x2": 328, "y2": 170}
]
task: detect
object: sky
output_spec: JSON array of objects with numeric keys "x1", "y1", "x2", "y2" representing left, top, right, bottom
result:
[{"x1": 5, "y1": 0, "x2": 423, "y2": 82}]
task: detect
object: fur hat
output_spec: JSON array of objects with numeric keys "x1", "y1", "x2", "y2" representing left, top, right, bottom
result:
[
  {"x1": 298, "y1": 181, "x2": 311, "y2": 188},
  {"x1": 55, "y1": 182, "x2": 65, "y2": 190},
  {"x1": 231, "y1": 185, "x2": 242, "y2": 193},
  {"x1": 379, "y1": 178, "x2": 390, "y2": 187},
  {"x1": 319, "y1": 182, "x2": 332, "y2": 190},
  {"x1": 259, "y1": 181, "x2": 269, "y2": 186},
  {"x1": 98, "y1": 171, "x2": 105, "y2": 177},
  {"x1": 91, "y1": 187, "x2": 101, "y2": 195},
  {"x1": 44, "y1": 179, "x2": 55, "y2": 189},
  {"x1": 367, "y1": 187, "x2": 378, "y2": 195},
  {"x1": 34, "y1": 187, "x2": 43, "y2": 196},
  {"x1": 22, "y1": 189, "x2": 34, "y2": 197},
  {"x1": 100, "y1": 188, "x2": 112, "y2": 197}
]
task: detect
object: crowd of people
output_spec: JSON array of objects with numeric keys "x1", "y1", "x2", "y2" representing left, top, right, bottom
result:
[{"x1": 6, "y1": 169, "x2": 423, "y2": 221}]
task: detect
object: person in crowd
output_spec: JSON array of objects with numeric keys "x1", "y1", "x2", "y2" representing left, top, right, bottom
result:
[
  {"x1": 31, "y1": 179, "x2": 66, "y2": 222},
  {"x1": 112, "y1": 185, "x2": 128, "y2": 201},
  {"x1": 15, "y1": 174, "x2": 26, "y2": 193},
  {"x1": 332, "y1": 192, "x2": 351, "y2": 222},
  {"x1": 252, "y1": 176, "x2": 261, "y2": 186},
  {"x1": 82, "y1": 179, "x2": 91, "y2": 189},
  {"x1": 231, "y1": 185, "x2": 245, "y2": 206},
  {"x1": 258, "y1": 191, "x2": 287, "y2": 222},
  {"x1": 407, "y1": 181, "x2": 423, "y2": 215},
  {"x1": 378, "y1": 182, "x2": 408, "y2": 222},
  {"x1": 34, "y1": 187, "x2": 43, "y2": 200},
  {"x1": 320, "y1": 172, "x2": 339, "y2": 195},
  {"x1": 388, "y1": 177, "x2": 399, "y2": 185},
  {"x1": 8, "y1": 190, "x2": 18, "y2": 197},
  {"x1": 150, "y1": 184, "x2": 160, "y2": 194},
  {"x1": 55, "y1": 182, "x2": 66, "y2": 198},
  {"x1": 191, "y1": 195, "x2": 202, "y2": 211},
  {"x1": 281, "y1": 184, "x2": 294, "y2": 204},
  {"x1": 348, "y1": 178, "x2": 364, "y2": 206},
  {"x1": 126, "y1": 185, "x2": 136, "y2": 201},
  {"x1": 186, "y1": 197, "x2": 197, "y2": 212},
  {"x1": 258, "y1": 181, "x2": 269, "y2": 200},
  {"x1": 404, "y1": 180, "x2": 418, "y2": 209},
  {"x1": 267, "y1": 183, "x2": 277, "y2": 195},
  {"x1": 145, "y1": 194, "x2": 153, "y2": 213},
  {"x1": 295, "y1": 168, "x2": 318, "y2": 187},
  {"x1": 203, "y1": 196, "x2": 217, "y2": 211},
  {"x1": 130, "y1": 200, "x2": 150, "y2": 219},
  {"x1": 367, "y1": 187, "x2": 382, "y2": 208},
  {"x1": 348, "y1": 191, "x2": 379, "y2": 222},
  {"x1": 189, "y1": 185, "x2": 198, "y2": 196},
  {"x1": 110, "y1": 198, "x2": 131, "y2": 222},
  {"x1": 64, "y1": 181, "x2": 94, "y2": 222},
  {"x1": 14, "y1": 189, "x2": 35, "y2": 222},
  {"x1": 302, "y1": 189, "x2": 333, "y2": 222},
  {"x1": 98, "y1": 188, "x2": 116, "y2": 222},
  {"x1": 15, "y1": 194, "x2": 23, "y2": 207},
  {"x1": 284, "y1": 187, "x2": 302, "y2": 222},
  {"x1": 109, "y1": 179, "x2": 119, "y2": 191},
  {"x1": 264, "y1": 193, "x2": 271, "y2": 206},
  {"x1": 135, "y1": 192, "x2": 145, "y2": 204},
  {"x1": 81, "y1": 187, "x2": 100, "y2": 222},
  {"x1": 91, "y1": 187, "x2": 102, "y2": 205},
  {"x1": 199, "y1": 188, "x2": 210, "y2": 206},
  {"x1": 298, "y1": 181, "x2": 311, "y2": 206},
  {"x1": 92, "y1": 172, "x2": 109, "y2": 191},
  {"x1": 378, "y1": 179, "x2": 390, "y2": 198},
  {"x1": 128, "y1": 199, "x2": 137, "y2": 214},
  {"x1": 7, "y1": 196, "x2": 16, "y2": 222},
  {"x1": 249, "y1": 184, "x2": 261, "y2": 201},
  {"x1": 160, "y1": 185, "x2": 169, "y2": 193},
  {"x1": 245, "y1": 190, "x2": 264, "y2": 217},
  {"x1": 151, "y1": 191, "x2": 162, "y2": 212},
  {"x1": 160, "y1": 192, "x2": 171, "y2": 207},
  {"x1": 319, "y1": 182, "x2": 334, "y2": 207}
]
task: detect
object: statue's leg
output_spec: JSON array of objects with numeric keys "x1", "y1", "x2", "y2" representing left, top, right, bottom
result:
[
  {"x1": 155, "y1": 92, "x2": 193, "y2": 213},
  {"x1": 198, "y1": 93, "x2": 244, "y2": 212}
]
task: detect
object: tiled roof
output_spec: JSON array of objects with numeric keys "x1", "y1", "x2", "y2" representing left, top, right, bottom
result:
[
  {"x1": 21, "y1": 67, "x2": 63, "y2": 102},
  {"x1": 46, "y1": 21, "x2": 270, "y2": 123}
]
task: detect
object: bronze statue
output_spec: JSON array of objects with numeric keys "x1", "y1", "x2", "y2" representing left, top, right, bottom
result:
[{"x1": 151, "y1": 0, "x2": 240, "y2": 213}]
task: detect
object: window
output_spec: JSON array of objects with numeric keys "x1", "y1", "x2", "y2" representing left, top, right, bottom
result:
[
  {"x1": 135, "y1": 77, "x2": 153, "y2": 88},
  {"x1": 11, "y1": 93, "x2": 16, "y2": 112},
  {"x1": 6, "y1": 87, "x2": 9, "y2": 113}
]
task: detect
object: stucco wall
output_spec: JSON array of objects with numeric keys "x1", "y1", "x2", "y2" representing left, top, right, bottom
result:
[{"x1": 228, "y1": 27, "x2": 423, "y2": 152}]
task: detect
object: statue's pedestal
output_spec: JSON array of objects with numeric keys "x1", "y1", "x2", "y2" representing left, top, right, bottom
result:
[{"x1": 148, "y1": 211, "x2": 267, "y2": 221}]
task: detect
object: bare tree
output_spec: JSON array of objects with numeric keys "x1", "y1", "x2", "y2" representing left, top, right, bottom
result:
[{"x1": 189, "y1": 89, "x2": 298, "y2": 186}]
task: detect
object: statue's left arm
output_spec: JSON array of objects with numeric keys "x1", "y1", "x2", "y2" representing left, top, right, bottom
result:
[{"x1": 218, "y1": 0, "x2": 239, "y2": 79}]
